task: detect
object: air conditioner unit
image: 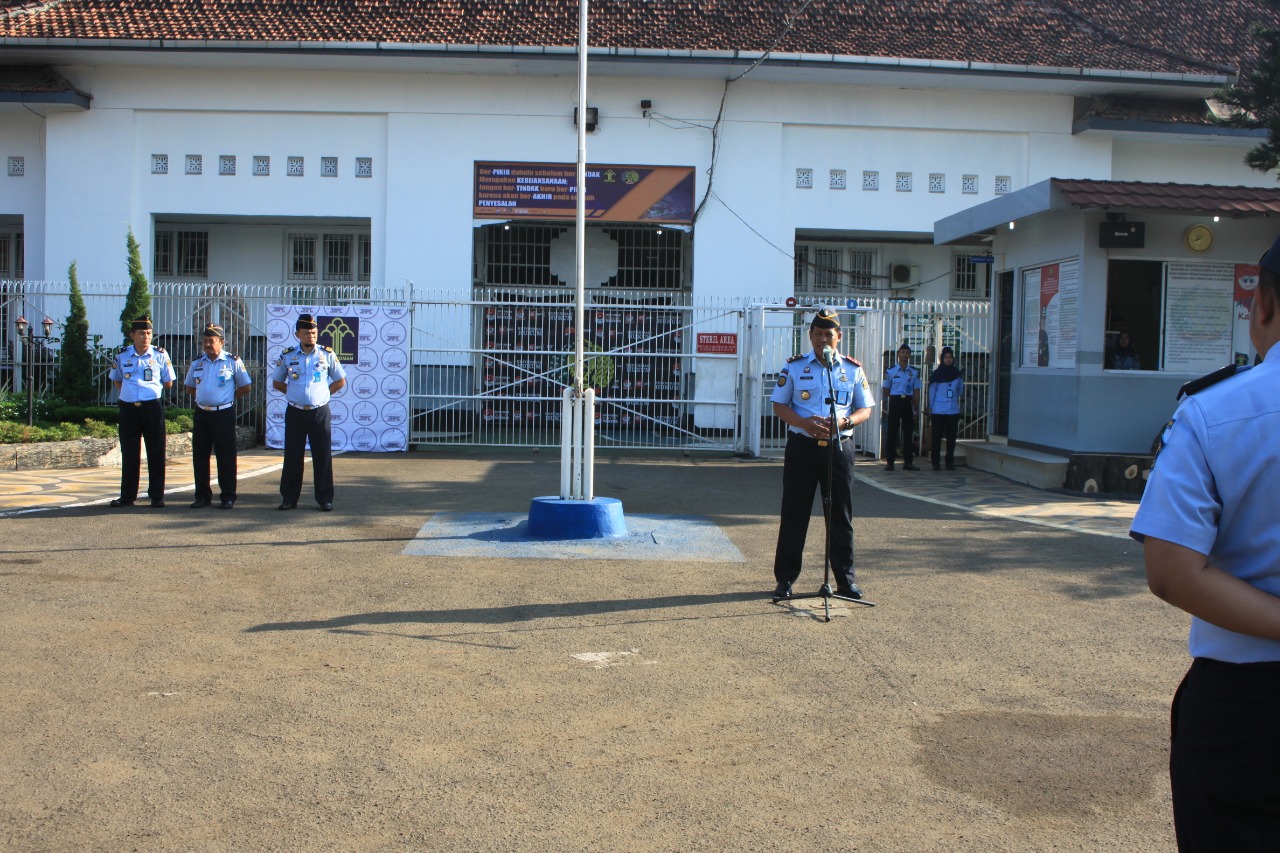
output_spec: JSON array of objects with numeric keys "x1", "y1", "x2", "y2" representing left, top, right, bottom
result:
[{"x1": 886, "y1": 262, "x2": 919, "y2": 289}]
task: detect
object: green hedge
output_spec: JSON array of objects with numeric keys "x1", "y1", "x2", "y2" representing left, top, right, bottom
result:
[{"x1": 0, "y1": 393, "x2": 195, "y2": 444}]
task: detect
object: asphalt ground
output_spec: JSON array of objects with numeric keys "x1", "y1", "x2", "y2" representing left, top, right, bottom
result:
[{"x1": 0, "y1": 450, "x2": 1179, "y2": 852}]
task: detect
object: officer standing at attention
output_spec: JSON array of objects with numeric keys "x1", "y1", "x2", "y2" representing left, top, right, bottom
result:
[
  {"x1": 271, "y1": 313, "x2": 346, "y2": 511},
  {"x1": 770, "y1": 308, "x2": 875, "y2": 600},
  {"x1": 109, "y1": 315, "x2": 176, "y2": 508},
  {"x1": 184, "y1": 324, "x2": 252, "y2": 509},
  {"x1": 882, "y1": 343, "x2": 921, "y2": 471},
  {"x1": 1130, "y1": 233, "x2": 1280, "y2": 851}
]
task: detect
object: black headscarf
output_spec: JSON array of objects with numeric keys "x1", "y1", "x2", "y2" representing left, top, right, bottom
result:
[{"x1": 930, "y1": 346, "x2": 962, "y2": 383}]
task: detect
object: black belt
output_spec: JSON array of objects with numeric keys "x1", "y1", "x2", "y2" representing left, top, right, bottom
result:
[
  {"x1": 120, "y1": 399, "x2": 161, "y2": 407},
  {"x1": 891, "y1": 395, "x2": 913, "y2": 400},
  {"x1": 789, "y1": 432, "x2": 851, "y2": 447}
]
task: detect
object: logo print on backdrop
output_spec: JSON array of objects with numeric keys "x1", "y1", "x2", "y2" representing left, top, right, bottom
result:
[
  {"x1": 267, "y1": 345, "x2": 283, "y2": 367},
  {"x1": 267, "y1": 318, "x2": 290, "y2": 343},
  {"x1": 267, "y1": 398, "x2": 286, "y2": 424},
  {"x1": 357, "y1": 320, "x2": 379, "y2": 348},
  {"x1": 381, "y1": 348, "x2": 408, "y2": 372},
  {"x1": 355, "y1": 306, "x2": 378, "y2": 319},
  {"x1": 380, "y1": 428, "x2": 407, "y2": 451},
  {"x1": 351, "y1": 374, "x2": 379, "y2": 399},
  {"x1": 352, "y1": 428, "x2": 378, "y2": 452},
  {"x1": 268, "y1": 304, "x2": 291, "y2": 317},
  {"x1": 266, "y1": 425, "x2": 285, "y2": 446},
  {"x1": 384, "y1": 306, "x2": 407, "y2": 319},
  {"x1": 352, "y1": 401, "x2": 379, "y2": 426},
  {"x1": 381, "y1": 402, "x2": 407, "y2": 426},
  {"x1": 328, "y1": 400, "x2": 349, "y2": 426},
  {"x1": 380, "y1": 321, "x2": 407, "y2": 346},
  {"x1": 331, "y1": 427, "x2": 348, "y2": 450},
  {"x1": 318, "y1": 315, "x2": 359, "y2": 364},
  {"x1": 357, "y1": 347, "x2": 380, "y2": 372},
  {"x1": 381, "y1": 374, "x2": 407, "y2": 399}
]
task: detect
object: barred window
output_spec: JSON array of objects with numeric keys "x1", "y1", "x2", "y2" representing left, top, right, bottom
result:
[
  {"x1": 289, "y1": 234, "x2": 317, "y2": 280},
  {"x1": 358, "y1": 234, "x2": 372, "y2": 282},
  {"x1": 794, "y1": 242, "x2": 878, "y2": 294},
  {"x1": 153, "y1": 230, "x2": 208, "y2": 279},
  {"x1": 323, "y1": 234, "x2": 353, "y2": 282},
  {"x1": 952, "y1": 253, "x2": 991, "y2": 299},
  {"x1": 604, "y1": 226, "x2": 684, "y2": 289},
  {"x1": 483, "y1": 224, "x2": 562, "y2": 286}
]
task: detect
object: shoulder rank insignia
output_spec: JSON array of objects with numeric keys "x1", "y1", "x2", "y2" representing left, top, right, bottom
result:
[
  {"x1": 1177, "y1": 363, "x2": 1250, "y2": 400},
  {"x1": 841, "y1": 354, "x2": 862, "y2": 368},
  {"x1": 321, "y1": 345, "x2": 334, "y2": 353},
  {"x1": 281, "y1": 345, "x2": 297, "y2": 354},
  {"x1": 786, "y1": 353, "x2": 805, "y2": 363}
]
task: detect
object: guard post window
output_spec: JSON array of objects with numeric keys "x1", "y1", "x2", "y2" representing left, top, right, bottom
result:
[
  {"x1": 153, "y1": 230, "x2": 209, "y2": 279},
  {"x1": 952, "y1": 253, "x2": 991, "y2": 299}
]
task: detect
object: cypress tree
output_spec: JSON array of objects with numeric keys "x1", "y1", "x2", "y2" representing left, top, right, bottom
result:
[
  {"x1": 119, "y1": 228, "x2": 152, "y2": 341},
  {"x1": 1215, "y1": 2, "x2": 1280, "y2": 174},
  {"x1": 55, "y1": 261, "x2": 95, "y2": 405}
]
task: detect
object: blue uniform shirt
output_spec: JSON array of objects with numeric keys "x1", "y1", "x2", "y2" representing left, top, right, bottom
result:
[
  {"x1": 1130, "y1": 348, "x2": 1280, "y2": 663},
  {"x1": 928, "y1": 376, "x2": 964, "y2": 415},
  {"x1": 184, "y1": 351, "x2": 252, "y2": 407},
  {"x1": 109, "y1": 345, "x2": 176, "y2": 402},
  {"x1": 770, "y1": 350, "x2": 875, "y2": 435},
  {"x1": 883, "y1": 364, "x2": 921, "y2": 397},
  {"x1": 270, "y1": 344, "x2": 347, "y2": 408}
]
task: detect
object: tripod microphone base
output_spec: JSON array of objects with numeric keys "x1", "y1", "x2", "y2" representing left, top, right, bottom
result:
[{"x1": 775, "y1": 584, "x2": 876, "y2": 621}]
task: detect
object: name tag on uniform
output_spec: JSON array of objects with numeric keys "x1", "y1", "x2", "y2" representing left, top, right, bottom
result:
[{"x1": 143, "y1": 367, "x2": 153, "y2": 381}]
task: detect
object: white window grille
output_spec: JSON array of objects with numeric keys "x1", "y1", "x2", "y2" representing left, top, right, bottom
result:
[
  {"x1": 321, "y1": 157, "x2": 339, "y2": 178},
  {"x1": 289, "y1": 234, "x2": 318, "y2": 281},
  {"x1": 928, "y1": 173, "x2": 945, "y2": 193},
  {"x1": 796, "y1": 168, "x2": 814, "y2": 189},
  {"x1": 952, "y1": 253, "x2": 992, "y2": 299},
  {"x1": 829, "y1": 169, "x2": 847, "y2": 190},
  {"x1": 185, "y1": 154, "x2": 203, "y2": 175},
  {"x1": 253, "y1": 155, "x2": 270, "y2": 176},
  {"x1": 287, "y1": 156, "x2": 304, "y2": 177},
  {"x1": 862, "y1": 171, "x2": 879, "y2": 191},
  {"x1": 961, "y1": 174, "x2": 978, "y2": 194},
  {"x1": 794, "y1": 242, "x2": 879, "y2": 294},
  {"x1": 323, "y1": 234, "x2": 353, "y2": 281},
  {"x1": 895, "y1": 172, "x2": 912, "y2": 192},
  {"x1": 358, "y1": 234, "x2": 372, "y2": 282},
  {"x1": 151, "y1": 154, "x2": 168, "y2": 175},
  {"x1": 7, "y1": 156, "x2": 23, "y2": 177},
  {"x1": 219, "y1": 155, "x2": 236, "y2": 176},
  {"x1": 995, "y1": 175, "x2": 1012, "y2": 195},
  {"x1": 355, "y1": 157, "x2": 373, "y2": 178}
]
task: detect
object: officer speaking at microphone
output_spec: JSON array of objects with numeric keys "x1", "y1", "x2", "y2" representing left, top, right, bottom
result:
[
  {"x1": 184, "y1": 324, "x2": 252, "y2": 509},
  {"x1": 770, "y1": 308, "x2": 875, "y2": 600},
  {"x1": 271, "y1": 313, "x2": 346, "y2": 511},
  {"x1": 109, "y1": 315, "x2": 176, "y2": 508}
]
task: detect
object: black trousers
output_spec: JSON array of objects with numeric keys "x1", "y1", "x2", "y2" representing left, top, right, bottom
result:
[
  {"x1": 118, "y1": 400, "x2": 166, "y2": 501},
  {"x1": 192, "y1": 407, "x2": 238, "y2": 502},
  {"x1": 281, "y1": 403, "x2": 334, "y2": 504},
  {"x1": 773, "y1": 433, "x2": 856, "y2": 590},
  {"x1": 1169, "y1": 657, "x2": 1280, "y2": 851},
  {"x1": 930, "y1": 413, "x2": 959, "y2": 468},
  {"x1": 884, "y1": 397, "x2": 915, "y2": 465}
]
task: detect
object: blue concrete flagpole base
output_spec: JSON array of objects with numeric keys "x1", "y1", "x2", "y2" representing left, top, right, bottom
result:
[{"x1": 527, "y1": 496, "x2": 627, "y2": 540}]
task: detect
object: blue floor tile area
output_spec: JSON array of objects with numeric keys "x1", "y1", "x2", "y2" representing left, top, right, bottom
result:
[{"x1": 401, "y1": 512, "x2": 747, "y2": 562}]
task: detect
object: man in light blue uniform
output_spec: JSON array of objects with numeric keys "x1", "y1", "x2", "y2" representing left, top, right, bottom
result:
[
  {"x1": 109, "y1": 315, "x2": 176, "y2": 508},
  {"x1": 882, "y1": 343, "x2": 921, "y2": 471},
  {"x1": 1131, "y1": 234, "x2": 1280, "y2": 851},
  {"x1": 770, "y1": 308, "x2": 876, "y2": 600},
  {"x1": 184, "y1": 324, "x2": 252, "y2": 509},
  {"x1": 271, "y1": 313, "x2": 347, "y2": 511}
]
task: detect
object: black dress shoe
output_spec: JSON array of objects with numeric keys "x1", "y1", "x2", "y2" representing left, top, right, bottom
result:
[
  {"x1": 109, "y1": 498, "x2": 134, "y2": 507},
  {"x1": 837, "y1": 584, "x2": 864, "y2": 600},
  {"x1": 773, "y1": 581, "x2": 793, "y2": 599},
  {"x1": 150, "y1": 498, "x2": 165, "y2": 508},
  {"x1": 884, "y1": 463, "x2": 895, "y2": 471},
  {"x1": 278, "y1": 501, "x2": 297, "y2": 510},
  {"x1": 320, "y1": 502, "x2": 333, "y2": 512},
  {"x1": 903, "y1": 464, "x2": 920, "y2": 471},
  {"x1": 219, "y1": 500, "x2": 235, "y2": 510},
  {"x1": 946, "y1": 463, "x2": 956, "y2": 470},
  {"x1": 190, "y1": 498, "x2": 212, "y2": 509},
  {"x1": 932, "y1": 464, "x2": 941, "y2": 471}
]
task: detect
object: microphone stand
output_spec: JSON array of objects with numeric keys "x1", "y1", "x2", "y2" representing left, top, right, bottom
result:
[{"x1": 776, "y1": 349, "x2": 875, "y2": 622}]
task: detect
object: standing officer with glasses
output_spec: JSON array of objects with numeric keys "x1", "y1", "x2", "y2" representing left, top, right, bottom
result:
[
  {"x1": 770, "y1": 308, "x2": 876, "y2": 600},
  {"x1": 184, "y1": 324, "x2": 252, "y2": 509},
  {"x1": 109, "y1": 315, "x2": 176, "y2": 508},
  {"x1": 271, "y1": 313, "x2": 346, "y2": 512}
]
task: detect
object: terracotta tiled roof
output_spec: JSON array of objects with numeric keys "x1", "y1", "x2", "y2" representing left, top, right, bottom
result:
[
  {"x1": 1054, "y1": 180, "x2": 1280, "y2": 215},
  {"x1": 1, "y1": 1, "x2": 1278, "y2": 78}
]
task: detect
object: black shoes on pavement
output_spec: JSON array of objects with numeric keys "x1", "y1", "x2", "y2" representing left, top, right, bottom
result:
[
  {"x1": 278, "y1": 501, "x2": 297, "y2": 510},
  {"x1": 190, "y1": 498, "x2": 212, "y2": 508},
  {"x1": 773, "y1": 582, "x2": 793, "y2": 599}
]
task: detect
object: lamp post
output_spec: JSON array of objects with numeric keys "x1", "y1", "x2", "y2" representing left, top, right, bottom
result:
[{"x1": 15, "y1": 316, "x2": 60, "y2": 426}]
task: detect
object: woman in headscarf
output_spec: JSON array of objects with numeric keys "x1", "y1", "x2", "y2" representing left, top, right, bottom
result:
[
  {"x1": 1112, "y1": 331, "x2": 1141, "y2": 370},
  {"x1": 927, "y1": 346, "x2": 964, "y2": 471}
]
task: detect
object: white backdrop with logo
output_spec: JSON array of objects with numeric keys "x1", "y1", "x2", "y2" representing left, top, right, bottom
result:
[{"x1": 265, "y1": 304, "x2": 410, "y2": 453}]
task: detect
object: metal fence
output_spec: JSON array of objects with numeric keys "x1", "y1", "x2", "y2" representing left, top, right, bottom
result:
[{"x1": 1, "y1": 279, "x2": 990, "y2": 457}]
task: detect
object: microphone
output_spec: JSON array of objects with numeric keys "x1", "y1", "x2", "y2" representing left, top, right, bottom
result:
[{"x1": 822, "y1": 346, "x2": 837, "y2": 367}]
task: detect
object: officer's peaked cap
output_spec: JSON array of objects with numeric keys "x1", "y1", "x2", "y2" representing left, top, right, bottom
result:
[
  {"x1": 296, "y1": 313, "x2": 318, "y2": 330},
  {"x1": 203, "y1": 323, "x2": 225, "y2": 339},
  {"x1": 130, "y1": 315, "x2": 153, "y2": 331},
  {"x1": 810, "y1": 308, "x2": 840, "y2": 330}
]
